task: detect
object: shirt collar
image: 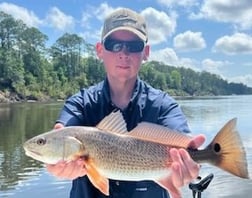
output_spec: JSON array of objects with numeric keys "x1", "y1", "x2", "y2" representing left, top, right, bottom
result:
[{"x1": 102, "y1": 77, "x2": 142, "y2": 107}]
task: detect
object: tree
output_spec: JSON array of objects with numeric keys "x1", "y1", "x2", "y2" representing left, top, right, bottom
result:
[
  {"x1": 0, "y1": 49, "x2": 24, "y2": 92},
  {"x1": 170, "y1": 70, "x2": 181, "y2": 89},
  {"x1": 19, "y1": 27, "x2": 48, "y2": 77},
  {"x1": 140, "y1": 62, "x2": 157, "y2": 85},
  {"x1": 51, "y1": 33, "x2": 84, "y2": 79},
  {"x1": 1, "y1": 10, "x2": 252, "y2": 101},
  {"x1": 154, "y1": 72, "x2": 167, "y2": 90},
  {"x1": 180, "y1": 68, "x2": 200, "y2": 95},
  {"x1": 20, "y1": 27, "x2": 48, "y2": 54},
  {"x1": 0, "y1": 11, "x2": 18, "y2": 49},
  {"x1": 84, "y1": 57, "x2": 105, "y2": 85}
]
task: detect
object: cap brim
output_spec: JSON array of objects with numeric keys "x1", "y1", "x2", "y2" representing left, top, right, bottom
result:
[{"x1": 102, "y1": 27, "x2": 147, "y2": 42}]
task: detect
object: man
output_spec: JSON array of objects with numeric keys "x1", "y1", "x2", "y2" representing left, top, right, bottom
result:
[{"x1": 47, "y1": 8, "x2": 205, "y2": 198}]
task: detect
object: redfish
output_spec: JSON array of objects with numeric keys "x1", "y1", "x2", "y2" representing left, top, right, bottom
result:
[{"x1": 23, "y1": 111, "x2": 249, "y2": 196}]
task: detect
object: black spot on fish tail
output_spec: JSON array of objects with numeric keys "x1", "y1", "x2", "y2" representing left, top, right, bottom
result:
[{"x1": 213, "y1": 143, "x2": 221, "y2": 153}]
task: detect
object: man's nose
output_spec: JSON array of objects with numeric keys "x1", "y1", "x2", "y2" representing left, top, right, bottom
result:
[{"x1": 120, "y1": 44, "x2": 130, "y2": 55}]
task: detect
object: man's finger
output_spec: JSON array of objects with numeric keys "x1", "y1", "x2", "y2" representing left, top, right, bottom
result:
[
  {"x1": 188, "y1": 134, "x2": 205, "y2": 149},
  {"x1": 179, "y1": 149, "x2": 200, "y2": 183}
]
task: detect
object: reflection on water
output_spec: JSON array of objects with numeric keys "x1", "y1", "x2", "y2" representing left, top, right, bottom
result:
[
  {"x1": 0, "y1": 96, "x2": 252, "y2": 198},
  {"x1": 0, "y1": 102, "x2": 71, "y2": 197},
  {"x1": 179, "y1": 95, "x2": 252, "y2": 198}
]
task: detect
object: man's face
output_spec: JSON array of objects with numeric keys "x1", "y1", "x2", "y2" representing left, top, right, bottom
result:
[{"x1": 96, "y1": 30, "x2": 149, "y2": 83}]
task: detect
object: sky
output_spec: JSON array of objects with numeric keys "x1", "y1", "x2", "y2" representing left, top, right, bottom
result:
[{"x1": 1, "y1": 0, "x2": 252, "y2": 87}]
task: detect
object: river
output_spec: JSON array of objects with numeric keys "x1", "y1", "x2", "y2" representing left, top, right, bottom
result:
[{"x1": 0, "y1": 95, "x2": 252, "y2": 198}]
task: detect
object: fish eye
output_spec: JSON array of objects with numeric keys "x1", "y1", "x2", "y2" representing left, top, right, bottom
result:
[{"x1": 37, "y1": 138, "x2": 46, "y2": 145}]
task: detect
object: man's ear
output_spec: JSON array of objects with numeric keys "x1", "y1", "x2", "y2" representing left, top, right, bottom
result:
[
  {"x1": 143, "y1": 45, "x2": 150, "y2": 61},
  {"x1": 96, "y1": 42, "x2": 103, "y2": 59}
]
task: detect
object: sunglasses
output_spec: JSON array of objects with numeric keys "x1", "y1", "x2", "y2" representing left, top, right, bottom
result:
[{"x1": 103, "y1": 38, "x2": 145, "y2": 53}]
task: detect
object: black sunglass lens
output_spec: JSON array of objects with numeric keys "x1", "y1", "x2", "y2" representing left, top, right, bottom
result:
[
  {"x1": 104, "y1": 40, "x2": 123, "y2": 52},
  {"x1": 127, "y1": 41, "x2": 144, "y2": 52},
  {"x1": 112, "y1": 43, "x2": 124, "y2": 52},
  {"x1": 104, "y1": 39, "x2": 144, "y2": 53}
]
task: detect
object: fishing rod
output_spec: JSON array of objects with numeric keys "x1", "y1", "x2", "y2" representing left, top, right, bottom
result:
[{"x1": 189, "y1": 173, "x2": 214, "y2": 198}]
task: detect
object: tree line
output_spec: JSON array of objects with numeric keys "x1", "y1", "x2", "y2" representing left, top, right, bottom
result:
[{"x1": 0, "y1": 11, "x2": 251, "y2": 102}]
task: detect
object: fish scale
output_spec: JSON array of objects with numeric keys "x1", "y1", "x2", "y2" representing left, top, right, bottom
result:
[{"x1": 73, "y1": 129, "x2": 170, "y2": 180}]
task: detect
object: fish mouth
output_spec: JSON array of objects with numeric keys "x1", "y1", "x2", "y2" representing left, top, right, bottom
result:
[{"x1": 24, "y1": 148, "x2": 42, "y2": 157}]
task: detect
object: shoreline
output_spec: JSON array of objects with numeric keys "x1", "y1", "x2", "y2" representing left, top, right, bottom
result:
[
  {"x1": 1, "y1": 90, "x2": 251, "y2": 104},
  {"x1": 0, "y1": 91, "x2": 64, "y2": 104}
]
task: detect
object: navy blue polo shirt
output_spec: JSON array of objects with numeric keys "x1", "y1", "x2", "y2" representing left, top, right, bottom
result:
[{"x1": 56, "y1": 77, "x2": 190, "y2": 198}]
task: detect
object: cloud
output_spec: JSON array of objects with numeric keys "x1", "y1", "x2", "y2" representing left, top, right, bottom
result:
[
  {"x1": 81, "y1": 12, "x2": 92, "y2": 30},
  {"x1": 199, "y1": 59, "x2": 252, "y2": 87},
  {"x1": 93, "y1": 2, "x2": 115, "y2": 21},
  {"x1": 190, "y1": 0, "x2": 252, "y2": 30},
  {"x1": 213, "y1": 33, "x2": 252, "y2": 55},
  {"x1": 173, "y1": 31, "x2": 206, "y2": 52},
  {"x1": 230, "y1": 74, "x2": 252, "y2": 87},
  {"x1": 80, "y1": 3, "x2": 119, "y2": 41},
  {"x1": 81, "y1": 2, "x2": 118, "y2": 24},
  {"x1": 141, "y1": 7, "x2": 177, "y2": 45},
  {"x1": 157, "y1": 0, "x2": 199, "y2": 8},
  {"x1": 149, "y1": 47, "x2": 199, "y2": 71},
  {"x1": 0, "y1": 3, "x2": 75, "y2": 32},
  {"x1": 149, "y1": 49, "x2": 252, "y2": 87},
  {"x1": 45, "y1": 7, "x2": 75, "y2": 31},
  {"x1": 96, "y1": 6, "x2": 178, "y2": 45},
  {"x1": 149, "y1": 48, "x2": 179, "y2": 65},
  {"x1": 201, "y1": 58, "x2": 230, "y2": 77},
  {"x1": 80, "y1": 4, "x2": 177, "y2": 46},
  {"x1": 0, "y1": 2, "x2": 42, "y2": 27}
]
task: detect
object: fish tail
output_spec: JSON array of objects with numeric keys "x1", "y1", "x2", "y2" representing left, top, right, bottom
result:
[{"x1": 208, "y1": 118, "x2": 249, "y2": 179}]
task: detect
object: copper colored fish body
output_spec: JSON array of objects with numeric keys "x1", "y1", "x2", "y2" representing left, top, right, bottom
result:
[{"x1": 23, "y1": 111, "x2": 249, "y2": 196}]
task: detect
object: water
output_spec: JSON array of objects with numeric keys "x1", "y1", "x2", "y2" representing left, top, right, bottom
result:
[
  {"x1": 179, "y1": 95, "x2": 252, "y2": 198},
  {"x1": 0, "y1": 102, "x2": 72, "y2": 198},
  {"x1": 0, "y1": 96, "x2": 252, "y2": 198}
]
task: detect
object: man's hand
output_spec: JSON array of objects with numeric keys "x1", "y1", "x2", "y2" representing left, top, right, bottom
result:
[
  {"x1": 46, "y1": 123, "x2": 87, "y2": 180},
  {"x1": 160, "y1": 134, "x2": 206, "y2": 198},
  {"x1": 46, "y1": 159, "x2": 87, "y2": 180}
]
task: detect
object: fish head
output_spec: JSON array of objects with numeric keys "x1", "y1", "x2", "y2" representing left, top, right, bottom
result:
[{"x1": 23, "y1": 130, "x2": 85, "y2": 164}]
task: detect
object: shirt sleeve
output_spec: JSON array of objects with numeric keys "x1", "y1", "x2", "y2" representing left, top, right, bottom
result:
[
  {"x1": 157, "y1": 93, "x2": 191, "y2": 133},
  {"x1": 56, "y1": 91, "x2": 85, "y2": 126}
]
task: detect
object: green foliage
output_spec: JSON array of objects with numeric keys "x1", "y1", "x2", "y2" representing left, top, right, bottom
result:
[
  {"x1": 0, "y1": 11, "x2": 252, "y2": 102},
  {"x1": 140, "y1": 62, "x2": 252, "y2": 96},
  {"x1": 170, "y1": 70, "x2": 181, "y2": 89},
  {"x1": 0, "y1": 48, "x2": 25, "y2": 91}
]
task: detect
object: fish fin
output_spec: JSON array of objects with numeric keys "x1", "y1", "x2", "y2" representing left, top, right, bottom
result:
[
  {"x1": 155, "y1": 178, "x2": 182, "y2": 198},
  {"x1": 96, "y1": 110, "x2": 128, "y2": 134},
  {"x1": 207, "y1": 118, "x2": 249, "y2": 179},
  {"x1": 128, "y1": 122, "x2": 192, "y2": 148},
  {"x1": 85, "y1": 159, "x2": 109, "y2": 195},
  {"x1": 64, "y1": 136, "x2": 83, "y2": 145},
  {"x1": 63, "y1": 136, "x2": 84, "y2": 161}
]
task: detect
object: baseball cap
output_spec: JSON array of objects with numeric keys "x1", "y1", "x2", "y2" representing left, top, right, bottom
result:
[{"x1": 101, "y1": 8, "x2": 148, "y2": 42}]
